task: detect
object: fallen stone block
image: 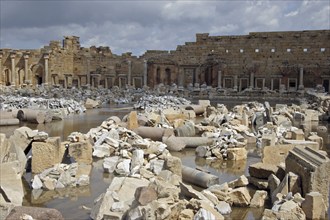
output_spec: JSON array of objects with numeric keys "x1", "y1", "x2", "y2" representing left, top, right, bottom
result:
[
  {"x1": 228, "y1": 175, "x2": 249, "y2": 189},
  {"x1": 250, "y1": 190, "x2": 268, "y2": 208},
  {"x1": 5, "y1": 206, "x2": 64, "y2": 220},
  {"x1": 229, "y1": 186, "x2": 251, "y2": 207},
  {"x1": 32, "y1": 137, "x2": 64, "y2": 173},
  {"x1": 127, "y1": 111, "x2": 139, "y2": 130},
  {"x1": 285, "y1": 146, "x2": 330, "y2": 209},
  {"x1": 227, "y1": 147, "x2": 247, "y2": 161},
  {"x1": 248, "y1": 176, "x2": 269, "y2": 190},
  {"x1": 301, "y1": 191, "x2": 326, "y2": 220},
  {"x1": 249, "y1": 162, "x2": 279, "y2": 179},
  {"x1": 0, "y1": 161, "x2": 24, "y2": 206},
  {"x1": 68, "y1": 140, "x2": 93, "y2": 164},
  {"x1": 291, "y1": 129, "x2": 305, "y2": 140},
  {"x1": 134, "y1": 186, "x2": 158, "y2": 206}
]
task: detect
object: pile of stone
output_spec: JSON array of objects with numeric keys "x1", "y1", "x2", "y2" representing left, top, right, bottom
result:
[
  {"x1": 133, "y1": 95, "x2": 191, "y2": 111},
  {"x1": 31, "y1": 163, "x2": 90, "y2": 190},
  {"x1": 0, "y1": 95, "x2": 86, "y2": 113}
]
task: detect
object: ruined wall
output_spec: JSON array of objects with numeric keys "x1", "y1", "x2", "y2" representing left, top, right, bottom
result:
[{"x1": 0, "y1": 30, "x2": 329, "y2": 92}]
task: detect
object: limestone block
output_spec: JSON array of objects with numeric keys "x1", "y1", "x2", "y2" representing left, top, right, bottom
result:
[
  {"x1": 250, "y1": 190, "x2": 268, "y2": 207},
  {"x1": 307, "y1": 134, "x2": 323, "y2": 149},
  {"x1": 201, "y1": 190, "x2": 219, "y2": 205},
  {"x1": 127, "y1": 111, "x2": 139, "y2": 130},
  {"x1": 249, "y1": 162, "x2": 279, "y2": 179},
  {"x1": 268, "y1": 174, "x2": 280, "y2": 196},
  {"x1": 0, "y1": 161, "x2": 24, "y2": 206},
  {"x1": 207, "y1": 183, "x2": 230, "y2": 202},
  {"x1": 164, "y1": 156, "x2": 182, "y2": 177},
  {"x1": 285, "y1": 147, "x2": 330, "y2": 209},
  {"x1": 190, "y1": 199, "x2": 224, "y2": 220},
  {"x1": 227, "y1": 147, "x2": 247, "y2": 161},
  {"x1": 292, "y1": 129, "x2": 305, "y2": 140},
  {"x1": 103, "y1": 156, "x2": 119, "y2": 173},
  {"x1": 179, "y1": 209, "x2": 194, "y2": 220},
  {"x1": 262, "y1": 144, "x2": 313, "y2": 165},
  {"x1": 248, "y1": 176, "x2": 269, "y2": 190},
  {"x1": 90, "y1": 177, "x2": 149, "y2": 220},
  {"x1": 5, "y1": 206, "x2": 64, "y2": 220},
  {"x1": 134, "y1": 186, "x2": 158, "y2": 206},
  {"x1": 304, "y1": 109, "x2": 319, "y2": 121},
  {"x1": 68, "y1": 141, "x2": 92, "y2": 164},
  {"x1": 10, "y1": 126, "x2": 33, "y2": 152},
  {"x1": 0, "y1": 134, "x2": 10, "y2": 162},
  {"x1": 261, "y1": 134, "x2": 276, "y2": 148},
  {"x1": 162, "y1": 135, "x2": 186, "y2": 152},
  {"x1": 228, "y1": 175, "x2": 249, "y2": 189},
  {"x1": 32, "y1": 137, "x2": 63, "y2": 174},
  {"x1": 215, "y1": 201, "x2": 232, "y2": 215},
  {"x1": 229, "y1": 186, "x2": 251, "y2": 207},
  {"x1": 301, "y1": 192, "x2": 326, "y2": 220}
]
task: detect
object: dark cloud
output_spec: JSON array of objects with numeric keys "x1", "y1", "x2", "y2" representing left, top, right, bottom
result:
[{"x1": 1, "y1": 0, "x2": 329, "y2": 55}]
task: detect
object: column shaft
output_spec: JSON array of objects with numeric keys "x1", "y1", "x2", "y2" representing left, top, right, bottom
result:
[
  {"x1": 143, "y1": 60, "x2": 147, "y2": 86},
  {"x1": 217, "y1": 70, "x2": 222, "y2": 88}
]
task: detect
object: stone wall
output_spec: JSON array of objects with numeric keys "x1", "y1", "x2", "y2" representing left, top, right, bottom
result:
[{"x1": 0, "y1": 30, "x2": 329, "y2": 92}]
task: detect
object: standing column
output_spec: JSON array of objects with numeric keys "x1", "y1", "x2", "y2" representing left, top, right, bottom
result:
[
  {"x1": 105, "y1": 77, "x2": 108, "y2": 89},
  {"x1": 271, "y1": 78, "x2": 274, "y2": 91},
  {"x1": 143, "y1": 60, "x2": 147, "y2": 86},
  {"x1": 233, "y1": 75, "x2": 238, "y2": 91},
  {"x1": 0, "y1": 54, "x2": 2, "y2": 85},
  {"x1": 217, "y1": 70, "x2": 222, "y2": 88},
  {"x1": 77, "y1": 76, "x2": 81, "y2": 88},
  {"x1": 128, "y1": 60, "x2": 132, "y2": 86},
  {"x1": 178, "y1": 68, "x2": 184, "y2": 87},
  {"x1": 250, "y1": 72, "x2": 254, "y2": 88},
  {"x1": 24, "y1": 54, "x2": 29, "y2": 84},
  {"x1": 43, "y1": 54, "x2": 49, "y2": 85},
  {"x1": 299, "y1": 66, "x2": 304, "y2": 90},
  {"x1": 10, "y1": 53, "x2": 16, "y2": 86},
  {"x1": 87, "y1": 59, "x2": 91, "y2": 85}
]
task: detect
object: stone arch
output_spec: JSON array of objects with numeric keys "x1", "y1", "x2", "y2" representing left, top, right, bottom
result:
[
  {"x1": 31, "y1": 64, "x2": 44, "y2": 85},
  {"x1": 156, "y1": 67, "x2": 161, "y2": 84},
  {"x1": 3, "y1": 68, "x2": 11, "y2": 86}
]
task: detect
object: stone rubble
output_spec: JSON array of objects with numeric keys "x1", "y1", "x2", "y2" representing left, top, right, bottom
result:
[{"x1": 1, "y1": 93, "x2": 329, "y2": 219}]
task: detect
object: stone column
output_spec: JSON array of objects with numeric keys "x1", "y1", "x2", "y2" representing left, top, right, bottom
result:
[
  {"x1": 64, "y1": 75, "x2": 68, "y2": 89},
  {"x1": 87, "y1": 59, "x2": 91, "y2": 85},
  {"x1": 105, "y1": 77, "x2": 108, "y2": 89},
  {"x1": 143, "y1": 60, "x2": 147, "y2": 86},
  {"x1": 0, "y1": 54, "x2": 2, "y2": 85},
  {"x1": 10, "y1": 53, "x2": 16, "y2": 86},
  {"x1": 24, "y1": 54, "x2": 29, "y2": 83},
  {"x1": 128, "y1": 60, "x2": 132, "y2": 86},
  {"x1": 250, "y1": 72, "x2": 254, "y2": 88},
  {"x1": 262, "y1": 78, "x2": 265, "y2": 90},
  {"x1": 217, "y1": 70, "x2": 222, "y2": 88},
  {"x1": 77, "y1": 76, "x2": 81, "y2": 88},
  {"x1": 299, "y1": 66, "x2": 304, "y2": 90},
  {"x1": 233, "y1": 75, "x2": 238, "y2": 91},
  {"x1": 271, "y1": 78, "x2": 274, "y2": 91},
  {"x1": 178, "y1": 68, "x2": 184, "y2": 87},
  {"x1": 43, "y1": 54, "x2": 49, "y2": 85}
]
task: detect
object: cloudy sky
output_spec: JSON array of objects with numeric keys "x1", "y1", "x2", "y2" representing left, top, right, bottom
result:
[{"x1": 1, "y1": 0, "x2": 329, "y2": 56}]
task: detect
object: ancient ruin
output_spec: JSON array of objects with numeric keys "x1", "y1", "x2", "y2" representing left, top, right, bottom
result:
[{"x1": 0, "y1": 30, "x2": 329, "y2": 92}]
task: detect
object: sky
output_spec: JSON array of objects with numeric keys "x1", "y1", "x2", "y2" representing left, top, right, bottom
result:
[{"x1": 1, "y1": 0, "x2": 329, "y2": 56}]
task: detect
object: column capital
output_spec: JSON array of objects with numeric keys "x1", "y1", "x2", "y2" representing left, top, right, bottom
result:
[
  {"x1": 44, "y1": 53, "x2": 50, "y2": 59},
  {"x1": 10, "y1": 53, "x2": 16, "y2": 59},
  {"x1": 24, "y1": 54, "x2": 29, "y2": 59}
]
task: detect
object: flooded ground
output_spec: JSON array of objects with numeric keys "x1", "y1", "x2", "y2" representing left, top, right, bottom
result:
[{"x1": 1, "y1": 100, "x2": 329, "y2": 219}]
